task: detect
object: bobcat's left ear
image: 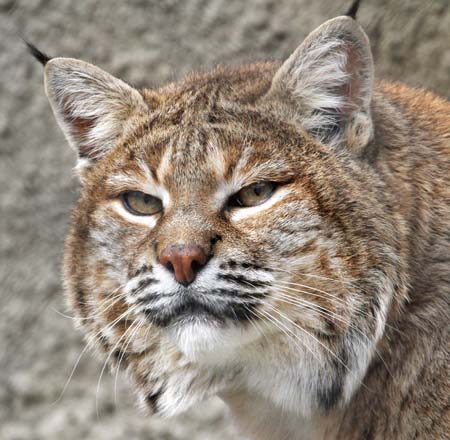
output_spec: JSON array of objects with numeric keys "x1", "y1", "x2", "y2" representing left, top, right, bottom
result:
[
  {"x1": 44, "y1": 58, "x2": 148, "y2": 166},
  {"x1": 267, "y1": 16, "x2": 374, "y2": 153}
]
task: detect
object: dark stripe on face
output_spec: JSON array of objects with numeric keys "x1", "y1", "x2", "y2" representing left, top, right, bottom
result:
[
  {"x1": 112, "y1": 348, "x2": 129, "y2": 368},
  {"x1": 136, "y1": 288, "x2": 267, "y2": 306},
  {"x1": 145, "y1": 389, "x2": 163, "y2": 414},
  {"x1": 130, "y1": 277, "x2": 158, "y2": 295},
  {"x1": 362, "y1": 425, "x2": 375, "y2": 440},
  {"x1": 317, "y1": 379, "x2": 343, "y2": 412},
  {"x1": 129, "y1": 264, "x2": 153, "y2": 278},
  {"x1": 219, "y1": 260, "x2": 271, "y2": 272},
  {"x1": 368, "y1": 294, "x2": 381, "y2": 318},
  {"x1": 317, "y1": 345, "x2": 348, "y2": 412},
  {"x1": 210, "y1": 288, "x2": 267, "y2": 300},
  {"x1": 75, "y1": 287, "x2": 88, "y2": 317},
  {"x1": 217, "y1": 273, "x2": 270, "y2": 288}
]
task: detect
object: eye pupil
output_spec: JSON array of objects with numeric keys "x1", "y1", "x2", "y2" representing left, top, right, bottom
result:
[{"x1": 253, "y1": 184, "x2": 263, "y2": 196}]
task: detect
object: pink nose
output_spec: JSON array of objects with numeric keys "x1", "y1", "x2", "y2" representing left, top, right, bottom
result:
[{"x1": 159, "y1": 244, "x2": 208, "y2": 286}]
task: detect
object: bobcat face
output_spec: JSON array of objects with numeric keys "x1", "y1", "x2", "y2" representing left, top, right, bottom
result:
[
  {"x1": 67, "y1": 80, "x2": 386, "y2": 363},
  {"x1": 43, "y1": 15, "x2": 408, "y2": 416}
]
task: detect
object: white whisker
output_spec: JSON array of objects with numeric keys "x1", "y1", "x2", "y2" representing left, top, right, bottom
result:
[
  {"x1": 52, "y1": 297, "x2": 134, "y2": 406},
  {"x1": 95, "y1": 304, "x2": 141, "y2": 417}
]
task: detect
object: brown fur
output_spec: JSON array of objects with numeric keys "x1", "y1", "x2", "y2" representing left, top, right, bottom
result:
[{"x1": 40, "y1": 15, "x2": 449, "y2": 440}]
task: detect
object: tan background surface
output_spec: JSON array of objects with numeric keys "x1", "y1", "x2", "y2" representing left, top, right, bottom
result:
[{"x1": 1, "y1": 1, "x2": 449, "y2": 439}]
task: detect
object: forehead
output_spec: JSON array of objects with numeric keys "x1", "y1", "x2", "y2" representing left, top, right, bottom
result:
[
  {"x1": 126, "y1": 123, "x2": 294, "y2": 194},
  {"x1": 105, "y1": 62, "x2": 313, "y2": 192}
]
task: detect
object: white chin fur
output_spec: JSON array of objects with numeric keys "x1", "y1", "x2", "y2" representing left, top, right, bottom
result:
[{"x1": 168, "y1": 318, "x2": 260, "y2": 364}]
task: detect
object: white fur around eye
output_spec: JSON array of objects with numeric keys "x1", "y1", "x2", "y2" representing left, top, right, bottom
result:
[
  {"x1": 110, "y1": 200, "x2": 159, "y2": 228},
  {"x1": 110, "y1": 165, "x2": 172, "y2": 209},
  {"x1": 229, "y1": 187, "x2": 291, "y2": 222}
]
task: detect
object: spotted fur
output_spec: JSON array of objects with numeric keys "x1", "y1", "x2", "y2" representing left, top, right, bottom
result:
[{"x1": 40, "y1": 14, "x2": 449, "y2": 440}]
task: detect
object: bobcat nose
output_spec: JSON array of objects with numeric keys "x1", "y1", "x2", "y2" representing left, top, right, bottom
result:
[{"x1": 159, "y1": 244, "x2": 208, "y2": 286}]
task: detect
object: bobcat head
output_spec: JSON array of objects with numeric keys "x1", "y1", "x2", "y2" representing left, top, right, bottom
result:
[{"x1": 38, "y1": 13, "x2": 408, "y2": 418}]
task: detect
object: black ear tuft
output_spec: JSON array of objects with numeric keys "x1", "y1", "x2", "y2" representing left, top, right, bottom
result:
[
  {"x1": 24, "y1": 40, "x2": 52, "y2": 66},
  {"x1": 345, "y1": 0, "x2": 361, "y2": 19}
]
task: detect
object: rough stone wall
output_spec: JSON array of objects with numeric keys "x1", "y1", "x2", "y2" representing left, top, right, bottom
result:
[{"x1": 0, "y1": 1, "x2": 449, "y2": 439}]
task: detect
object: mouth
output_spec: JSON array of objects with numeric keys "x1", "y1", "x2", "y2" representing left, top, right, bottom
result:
[
  {"x1": 135, "y1": 286, "x2": 266, "y2": 361},
  {"x1": 141, "y1": 290, "x2": 260, "y2": 328}
]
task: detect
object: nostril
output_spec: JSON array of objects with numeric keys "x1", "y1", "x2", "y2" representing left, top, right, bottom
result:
[
  {"x1": 165, "y1": 261, "x2": 174, "y2": 273},
  {"x1": 191, "y1": 259, "x2": 203, "y2": 274}
]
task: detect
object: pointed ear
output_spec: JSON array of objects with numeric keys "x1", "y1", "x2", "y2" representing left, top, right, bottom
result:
[
  {"x1": 267, "y1": 16, "x2": 374, "y2": 153},
  {"x1": 44, "y1": 58, "x2": 147, "y2": 163}
]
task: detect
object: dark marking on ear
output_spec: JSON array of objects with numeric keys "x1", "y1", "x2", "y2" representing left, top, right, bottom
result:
[
  {"x1": 24, "y1": 40, "x2": 52, "y2": 66},
  {"x1": 345, "y1": 0, "x2": 361, "y2": 19}
]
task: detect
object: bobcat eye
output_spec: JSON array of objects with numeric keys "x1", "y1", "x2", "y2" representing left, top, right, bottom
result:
[
  {"x1": 229, "y1": 182, "x2": 276, "y2": 208},
  {"x1": 121, "y1": 191, "x2": 163, "y2": 215}
]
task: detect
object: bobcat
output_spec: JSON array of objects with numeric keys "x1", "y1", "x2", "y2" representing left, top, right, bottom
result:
[{"x1": 31, "y1": 4, "x2": 449, "y2": 440}]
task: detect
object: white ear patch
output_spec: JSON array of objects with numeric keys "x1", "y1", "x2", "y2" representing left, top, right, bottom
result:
[
  {"x1": 267, "y1": 16, "x2": 374, "y2": 152},
  {"x1": 285, "y1": 38, "x2": 351, "y2": 130}
]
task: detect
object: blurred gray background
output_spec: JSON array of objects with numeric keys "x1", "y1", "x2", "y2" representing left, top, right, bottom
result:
[{"x1": 0, "y1": 0, "x2": 449, "y2": 439}]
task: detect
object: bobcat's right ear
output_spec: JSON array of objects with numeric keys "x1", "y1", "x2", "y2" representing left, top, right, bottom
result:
[
  {"x1": 266, "y1": 16, "x2": 374, "y2": 154},
  {"x1": 44, "y1": 58, "x2": 147, "y2": 167}
]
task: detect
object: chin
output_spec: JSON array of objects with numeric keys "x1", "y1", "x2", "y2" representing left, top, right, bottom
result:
[{"x1": 167, "y1": 314, "x2": 260, "y2": 364}]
